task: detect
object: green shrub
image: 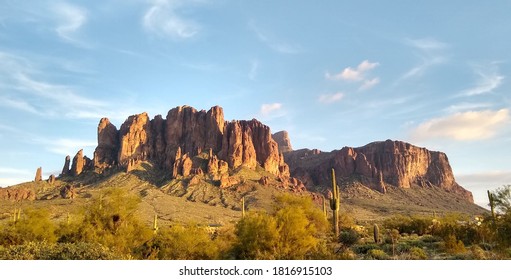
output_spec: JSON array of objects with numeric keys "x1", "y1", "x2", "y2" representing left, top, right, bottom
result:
[
  {"x1": 409, "y1": 247, "x2": 428, "y2": 260},
  {"x1": 353, "y1": 243, "x2": 380, "y2": 254},
  {"x1": 365, "y1": 249, "x2": 389, "y2": 260},
  {"x1": 339, "y1": 229, "x2": 360, "y2": 247},
  {"x1": 0, "y1": 208, "x2": 56, "y2": 246},
  {"x1": 443, "y1": 234, "x2": 466, "y2": 254},
  {"x1": 0, "y1": 242, "x2": 124, "y2": 260},
  {"x1": 147, "y1": 224, "x2": 220, "y2": 260}
]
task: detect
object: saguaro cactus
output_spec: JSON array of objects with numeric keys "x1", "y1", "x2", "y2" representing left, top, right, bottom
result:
[
  {"x1": 488, "y1": 190, "x2": 496, "y2": 224},
  {"x1": 373, "y1": 224, "x2": 380, "y2": 244},
  {"x1": 153, "y1": 214, "x2": 159, "y2": 233},
  {"x1": 329, "y1": 168, "x2": 340, "y2": 237},
  {"x1": 242, "y1": 196, "x2": 246, "y2": 218},
  {"x1": 322, "y1": 195, "x2": 327, "y2": 219}
]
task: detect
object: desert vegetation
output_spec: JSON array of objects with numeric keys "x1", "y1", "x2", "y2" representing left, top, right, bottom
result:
[{"x1": 0, "y1": 185, "x2": 510, "y2": 260}]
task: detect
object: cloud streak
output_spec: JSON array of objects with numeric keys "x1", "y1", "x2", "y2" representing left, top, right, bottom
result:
[
  {"x1": 398, "y1": 38, "x2": 448, "y2": 81},
  {"x1": 143, "y1": 0, "x2": 199, "y2": 39},
  {"x1": 318, "y1": 92, "x2": 344, "y2": 104},
  {"x1": 410, "y1": 109, "x2": 510, "y2": 141},
  {"x1": 461, "y1": 67, "x2": 504, "y2": 96},
  {"x1": 249, "y1": 21, "x2": 302, "y2": 54},
  {"x1": 0, "y1": 51, "x2": 108, "y2": 120},
  {"x1": 53, "y1": 2, "x2": 88, "y2": 45}
]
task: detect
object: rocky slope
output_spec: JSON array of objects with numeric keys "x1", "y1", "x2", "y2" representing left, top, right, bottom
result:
[{"x1": 284, "y1": 140, "x2": 474, "y2": 202}]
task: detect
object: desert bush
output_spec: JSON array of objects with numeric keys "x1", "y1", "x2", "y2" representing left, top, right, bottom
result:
[
  {"x1": 383, "y1": 215, "x2": 433, "y2": 235},
  {"x1": 61, "y1": 188, "x2": 153, "y2": 256},
  {"x1": 468, "y1": 245, "x2": 487, "y2": 260},
  {"x1": 409, "y1": 247, "x2": 428, "y2": 260},
  {"x1": 353, "y1": 243, "x2": 380, "y2": 254},
  {"x1": 147, "y1": 224, "x2": 220, "y2": 260},
  {"x1": 443, "y1": 234, "x2": 466, "y2": 254},
  {"x1": 0, "y1": 208, "x2": 56, "y2": 246},
  {"x1": 0, "y1": 242, "x2": 123, "y2": 260},
  {"x1": 339, "y1": 228, "x2": 360, "y2": 247},
  {"x1": 234, "y1": 212, "x2": 279, "y2": 260},
  {"x1": 420, "y1": 234, "x2": 442, "y2": 243},
  {"x1": 365, "y1": 249, "x2": 389, "y2": 260},
  {"x1": 234, "y1": 195, "x2": 329, "y2": 260}
]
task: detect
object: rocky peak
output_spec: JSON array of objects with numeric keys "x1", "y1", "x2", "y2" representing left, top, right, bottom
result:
[
  {"x1": 285, "y1": 140, "x2": 473, "y2": 202},
  {"x1": 61, "y1": 155, "x2": 71, "y2": 176},
  {"x1": 70, "y1": 149, "x2": 91, "y2": 176},
  {"x1": 94, "y1": 118, "x2": 119, "y2": 170},
  {"x1": 34, "y1": 167, "x2": 42, "y2": 182},
  {"x1": 272, "y1": 131, "x2": 293, "y2": 153},
  {"x1": 87, "y1": 105, "x2": 291, "y2": 179}
]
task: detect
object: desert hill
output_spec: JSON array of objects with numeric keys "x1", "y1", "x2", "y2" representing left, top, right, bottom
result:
[{"x1": 0, "y1": 105, "x2": 486, "y2": 225}]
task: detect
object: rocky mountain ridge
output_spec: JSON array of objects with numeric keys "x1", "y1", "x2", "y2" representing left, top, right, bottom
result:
[
  {"x1": 284, "y1": 140, "x2": 473, "y2": 202},
  {"x1": 2, "y1": 105, "x2": 474, "y2": 208}
]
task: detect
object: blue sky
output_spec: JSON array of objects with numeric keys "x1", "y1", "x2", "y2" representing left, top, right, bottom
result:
[{"x1": 0, "y1": 0, "x2": 510, "y2": 207}]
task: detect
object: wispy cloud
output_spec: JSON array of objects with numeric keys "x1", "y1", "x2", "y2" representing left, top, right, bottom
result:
[
  {"x1": 410, "y1": 109, "x2": 510, "y2": 141},
  {"x1": 461, "y1": 65, "x2": 504, "y2": 96},
  {"x1": 260, "y1": 103, "x2": 283, "y2": 116},
  {"x1": 406, "y1": 37, "x2": 448, "y2": 51},
  {"x1": 360, "y1": 77, "x2": 380, "y2": 90},
  {"x1": 444, "y1": 102, "x2": 492, "y2": 114},
  {"x1": 45, "y1": 138, "x2": 96, "y2": 156},
  {"x1": 143, "y1": 0, "x2": 200, "y2": 39},
  {"x1": 398, "y1": 38, "x2": 448, "y2": 81},
  {"x1": 0, "y1": 51, "x2": 108, "y2": 120},
  {"x1": 318, "y1": 92, "x2": 344, "y2": 104},
  {"x1": 249, "y1": 21, "x2": 303, "y2": 54},
  {"x1": 52, "y1": 2, "x2": 88, "y2": 45},
  {"x1": 248, "y1": 59, "x2": 259, "y2": 81}
]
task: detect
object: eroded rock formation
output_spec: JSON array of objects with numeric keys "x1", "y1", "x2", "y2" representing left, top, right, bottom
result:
[
  {"x1": 285, "y1": 140, "x2": 473, "y2": 202},
  {"x1": 34, "y1": 167, "x2": 42, "y2": 182},
  {"x1": 273, "y1": 131, "x2": 293, "y2": 153},
  {"x1": 91, "y1": 105, "x2": 291, "y2": 179}
]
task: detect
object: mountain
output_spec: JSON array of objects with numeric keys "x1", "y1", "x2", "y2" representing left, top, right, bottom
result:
[
  {"x1": 0, "y1": 105, "x2": 485, "y2": 224},
  {"x1": 284, "y1": 139, "x2": 473, "y2": 202}
]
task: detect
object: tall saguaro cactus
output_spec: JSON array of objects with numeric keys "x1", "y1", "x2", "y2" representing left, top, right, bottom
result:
[
  {"x1": 488, "y1": 190, "x2": 496, "y2": 224},
  {"x1": 329, "y1": 168, "x2": 340, "y2": 237},
  {"x1": 241, "y1": 197, "x2": 246, "y2": 218},
  {"x1": 153, "y1": 214, "x2": 159, "y2": 234},
  {"x1": 373, "y1": 224, "x2": 380, "y2": 244}
]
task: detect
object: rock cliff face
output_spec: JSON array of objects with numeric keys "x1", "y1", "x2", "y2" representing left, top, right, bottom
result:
[
  {"x1": 87, "y1": 105, "x2": 290, "y2": 179},
  {"x1": 272, "y1": 131, "x2": 293, "y2": 153},
  {"x1": 285, "y1": 140, "x2": 473, "y2": 202}
]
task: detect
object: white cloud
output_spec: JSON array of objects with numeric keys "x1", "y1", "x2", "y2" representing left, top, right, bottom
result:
[
  {"x1": 249, "y1": 21, "x2": 302, "y2": 54},
  {"x1": 325, "y1": 60, "x2": 380, "y2": 91},
  {"x1": 410, "y1": 109, "x2": 510, "y2": 141},
  {"x1": 326, "y1": 60, "x2": 379, "y2": 81},
  {"x1": 52, "y1": 2, "x2": 88, "y2": 46},
  {"x1": 461, "y1": 68, "x2": 504, "y2": 96},
  {"x1": 318, "y1": 92, "x2": 344, "y2": 104},
  {"x1": 143, "y1": 0, "x2": 199, "y2": 39},
  {"x1": 260, "y1": 103, "x2": 283, "y2": 116}
]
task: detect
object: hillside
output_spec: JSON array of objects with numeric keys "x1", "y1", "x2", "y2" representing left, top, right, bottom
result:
[{"x1": 0, "y1": 105, "x2": 487, "y2": 227}]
